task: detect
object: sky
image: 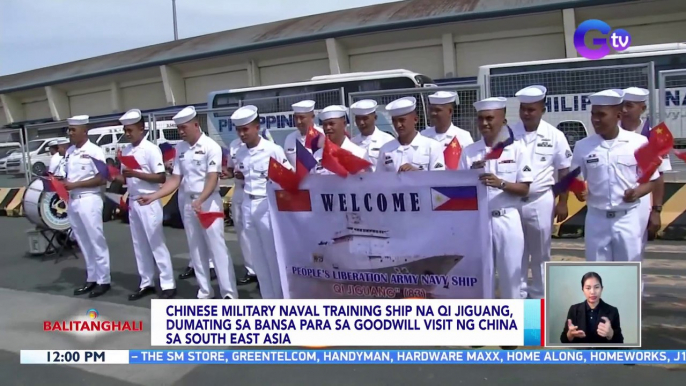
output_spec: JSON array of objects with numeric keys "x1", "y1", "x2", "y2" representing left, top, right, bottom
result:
[{"x1": 0, "y1": 0, "x2": 402, "y2": 76}]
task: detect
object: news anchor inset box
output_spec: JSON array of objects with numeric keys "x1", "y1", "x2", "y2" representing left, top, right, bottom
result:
[{"x1": 544, "y1": 262, "x2": 641, "y2": 348}]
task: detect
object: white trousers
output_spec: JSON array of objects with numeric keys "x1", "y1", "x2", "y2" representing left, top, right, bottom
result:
[
  {"x1": 182, "y1": 192, "x2": 238, "y2": 299},
  {"x1": 129, "y1": 199, "x2": 175, "y2": 290},
  {"x1": 638, "y1": 196, "x2": 650, "y2": 294},
  {"x1": 242, "y1": 195, "x2": 283, "y2": 299},
  {"x1": 232, "y1": 193, "x2": 255, "y2": 276},
  {"x1": 584, "y1": 206, "x2": 643, "y2": 262},
  {"x1": 519, "y1": 190, "x2": 554, "y2": 299},
  {"x1": 179, "y1": 195, "x2": 214, "y2": 270},
  {"x1": 188, "y1": 259, "x2": 215, "y2": 269},
  {"x1": 68, "y1": 194, "x2": 111, "y2": 284},
  {"x1": 491, "y1": 208, "x2": 524, "y2": 299}
]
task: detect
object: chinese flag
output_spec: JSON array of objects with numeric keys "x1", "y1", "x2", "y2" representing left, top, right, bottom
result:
[
  {"x1": 267, "y1": 157, "x2": 299, "y2": 192},
  {"x1": 197, "y1": 211, "x2": 224, "y2": 229},
  {"x1": 304, "y1": 127, "x2": 319, "y2": 150},
  {"x1": 648, "y1": 122, "x2": 674, "y2": 157},
  {"x1": 444, "y1": 137, "x2": 462, "y2": 170},
  {"x1": 335, "y1": 147, "x2": 372, "y2": 174},
  {"x1": 635, "y1": 143, "x2": 663, "y2": 184},
  {"x1": 321, "y1": 138, "x2": 349, "y2": 178},
  {"x1": 274, "y1": 190, "x2": 312, "y2": 212},
  {"x1": 675, "y1": 150, "x2": 686, "y2": 162}
]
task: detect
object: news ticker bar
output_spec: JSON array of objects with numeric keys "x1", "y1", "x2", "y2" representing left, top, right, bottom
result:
[{"x1": 20, "y1": 350, "x2": 686, "y2": 365}]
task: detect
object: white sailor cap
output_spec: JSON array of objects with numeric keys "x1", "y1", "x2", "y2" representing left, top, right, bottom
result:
[
  {"x1": 67, "y1": 115, "x2": 89, "y2": 126},
  {"x1": 172, "y1": 106, "x2": 198, "y2": 125},
  {"x1": 350, "y1": 99, "x2": 377, "y2": 116},
  {"x1": 515, "y1": 85, "x2": 547, "y2": 104},
  {"x1": 119, "y1": 109, "x2": 143, "y2": 126},
  {"x1": 319, "y1": 105, "x2": 347, "y2": 121},
  {"x1": 589, "y1": 89, "x2": 625, "y2": 106},
  {"x1": 292, "y1": 100, "x2": 316, "y2": 114},
  {"x1": 386, "y1": 96, "x2": 417, "y2": 117},
  {"x1": 49, "y1": 138, "x2": 70, "y2": 146},
  {"x1": 622, "y1": 87, "x2": 649, "y2": 103},
  {"x1": 428, "y1": 91, "x2": 459, "y2": 106},
  {"x1": 473, "y1": 97, "x2": 508, "y2": 112},
  {"x1": 230, "y1": 105, "x2": 258, "y2": 127}
]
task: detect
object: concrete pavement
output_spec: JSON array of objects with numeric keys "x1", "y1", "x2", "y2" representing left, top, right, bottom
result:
[{"x1": 0, "y1": 217, "x2": 685, "y2": 385}]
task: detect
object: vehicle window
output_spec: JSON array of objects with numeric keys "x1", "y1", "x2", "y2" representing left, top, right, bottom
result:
[
  {"x1": 0, "y1": 147, "x2": 20, "y2": 158},
  {"x1": 98, "y1": 135, "x2": 113, "y2": 146},
  {"x1": 88, "y1": 134, "x2": 101, "y2": 144},
  {"x1": 163, "y1": 128, "x2": 181, "y2": 141},
  {"x1": 28, "y1": 140, "x2": 44, "y2": 152},
  {"x1": 557, "y1": 121, "x2": 588, "y2": 150},
  {"x1": 117, "y1": 130, "x2": 149, "y2": 144}
]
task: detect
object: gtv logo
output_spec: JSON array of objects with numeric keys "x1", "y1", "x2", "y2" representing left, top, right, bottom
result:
[{"x1": 573, "y1": 19, "x2": 632, "y2": 60}]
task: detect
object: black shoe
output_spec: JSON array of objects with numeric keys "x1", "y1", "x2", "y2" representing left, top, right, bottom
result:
[
  {"x1": 88, "y1": 284, "x2": 111, "y2": 298},
  {"x1": 128, "y1": 286, "x2": 156, "y2": 301},
  {"x1": 74, "y1": 282, "x2": 96, "y2": 296},
  {"x1": 210, "y1": 268, "x2": 217, "y2": 280},
  {"x1": 178, "y1": 267, "x2": 195, "y2": 280},
  {"x1": 238, "y1": 274, "x2": 258, "y2": 285},
  {"x1": 159, "y1": 289, "x2": 177, "y2": 299},
  {"x1": 500, "y1": 346, "x2": 518, "y2": 350},
  {"x1": 224, "y1": 296, "x2": 233, "y2": 299}
]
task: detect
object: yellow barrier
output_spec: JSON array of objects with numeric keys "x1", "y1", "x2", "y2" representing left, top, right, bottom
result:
[{"x1": 0, "y1": 187, "x2": 26, "y2": 217}]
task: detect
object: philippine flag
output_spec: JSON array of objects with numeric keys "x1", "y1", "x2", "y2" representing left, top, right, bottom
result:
[{"x1": 430, "y1": 186, "x2": 478, "y2": 211}]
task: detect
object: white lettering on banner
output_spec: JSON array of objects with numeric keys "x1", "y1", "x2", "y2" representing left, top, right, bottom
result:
[
  {"x1": 149, "y1": 300, "x2": 525, "y2": 346},
  {"x1": 266, "y1": 170, "x2": 493, "y2": 300},
  {"x1": 216, "y1": 113, "x2": 298, "y2": 132}
]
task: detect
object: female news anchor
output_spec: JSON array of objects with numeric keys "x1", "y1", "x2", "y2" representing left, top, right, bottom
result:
[{"x1": 560, "y1": 272, "x2": 624, "y2": 344}]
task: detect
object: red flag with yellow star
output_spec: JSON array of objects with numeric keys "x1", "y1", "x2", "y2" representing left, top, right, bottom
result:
[
  {"x1": 304, "y1": 127, "x2": 319, "y2": 150},
  {"x1": 267, "y1": 157, "x2": 299, "y2": 192},
  {"x1": 648, "y1": 122, "x2": 674, "y2": 157},
  {"x1": 444, "y1": 137, "x2": 462, "y2": 170}
]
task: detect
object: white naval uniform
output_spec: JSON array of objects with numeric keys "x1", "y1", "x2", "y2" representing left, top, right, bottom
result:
[
  {"x1": 48, "y1": 153, "x2": 63, "y2": 175},
  {"x1": 235, "y1": 138, "x2": 292, "y2": 299},
  {"x1": 571, "y1": 129, "x2": 660, "y2": 262},
  {"x1": 122, "y1": 139, "x2": 175, "y2": 291},
  {"x1": 64, "y1": 141, "x2": 111, "y2": 285},
  {"x1": 376, "y1": 133, "x2": 446, "y2": 172},
  {"x1": 351, "y1": 128, "x2": 395, "y2": 172},
  {"x1": 459, "y1": 139, "x2": 533, "y2": 299},
  {"x1": 512, "y1": 120, "x2": 572, "y2": 299},
  {"x1": 620, "y1": 119, "x2": 672, "y2": 252},
  {"x1": 312, "y1": 137, "x2": 368, "y2": 174},
  {"x1": 283, "y1": 126, "x2": 324, "y2": 167},
  {"x1": 173, "y1": 134, "x2": 238, "y2": 299},
  {"x1": 227, "y1": 138, "x2": 255, "y2": 276},
  {"x1": 422, "y1": 124, "x2": 474, "y2": 149}
]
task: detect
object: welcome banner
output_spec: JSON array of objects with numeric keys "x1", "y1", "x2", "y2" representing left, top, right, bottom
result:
[{"x1": 268, "y1": 170, "x2": 493, "y2": 299}]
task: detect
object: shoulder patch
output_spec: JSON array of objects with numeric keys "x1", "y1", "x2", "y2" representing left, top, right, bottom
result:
[
  {"x1": 523, "y1": 165, "x2": 531, "y2": 172},
  {"x1": 565, "y1": 150, "x2": 572, "y2": 158},
  {"x1": 209, "y1": 160, "x2": 216, "y2": 166},
  {"x1": 282, "y1": 158, "x2": 288, "y2": 164},
  {"x1": 434, "y1": 162, "x2": 444, "y2": 169}
]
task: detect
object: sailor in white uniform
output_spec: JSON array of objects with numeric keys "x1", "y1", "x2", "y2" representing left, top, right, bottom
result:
[
  {"x1": 350, "y1": 100, "x2": 394, "y2": 171},
  {"x1": 232, "y1": 105, "x2": 292, "y2": 299},
  {"x1": 376, "y1": 97, "x2": 446, "y2": 172},
  {"x1": 621, "y1": 87, "x2": 671, "y2": 247},
  {"x1": 116, "y1": 109, "x2": 176, "y2": 300},
  {"x1": 422, "y1": 91, "x2": 474, "y2": 148},
  {"x1": 571, "y1": 89, "x2": 659, "y2": 262},
  {"x1": 312, "y1": 105, "x2": 368, "y2": 174},
  {"x1": 63, "y1": 115, "x2": 112, "y2": 298},
  {"x1": 511, "y1": 85, "x2": 573, "y2": 299},
  {"x1": 47, "y1": 138, "x2": 69, "y2": 176},
  {"x1": 139, "y1": 106, "x2": 239, "y2": 299},
  {"x1": 459, "y1": 97, "x2": 533, "y2": 300},
  {"x1": 227, "y1": 137, "x2": 258, "y2": 285},
  {"x1": 283, "y1": 100, "x2": 324, "y2": 167}
]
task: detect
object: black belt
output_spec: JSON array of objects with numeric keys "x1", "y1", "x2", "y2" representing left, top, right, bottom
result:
[
  {"x1": 246, "y1": 194, "x2": 266, "y2": 200},
  {"x1": 491, "y1": 209, "x2": 508, "y2": 217}
]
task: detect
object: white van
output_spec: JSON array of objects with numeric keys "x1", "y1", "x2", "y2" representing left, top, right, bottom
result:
[
  {"x1": 0, "y1": 142, "x2": 22, "y2": 174},
  {"x1": 5, "y1": 137, "x2": 64, "y2": 176},
  {"x1": 88, "y1": 126, "x2": 123, "y2": 165},
  {"x1": 114, "y1": 120, "x2": 181, "y2": 149}
]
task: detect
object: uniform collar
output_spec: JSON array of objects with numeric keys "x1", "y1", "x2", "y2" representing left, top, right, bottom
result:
[
  {"x1": 619, "y1": 118, "x2": 644, "y2": 133},
  {"x1": 398, "y1": 132, "x2": 423, "y2": 149},
  {"x1": 359, "y1": 127, "x2": 381, "y2": 141},
  {"x1": 188, "y1": 134, "x2": 207, "y2": 148}
]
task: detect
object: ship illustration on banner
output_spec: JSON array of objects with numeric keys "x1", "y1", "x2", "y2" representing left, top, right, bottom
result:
[{"x1": 306, "y1": 213, "x2": 463, "y2": 299}]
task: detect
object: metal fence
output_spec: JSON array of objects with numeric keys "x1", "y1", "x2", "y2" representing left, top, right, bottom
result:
[
  {"x1": 348, "y1": 84, "x2": 481, "y2": 139},
  {"x1": 485, "y1": 63, "x2": 655, "y2": 148}
]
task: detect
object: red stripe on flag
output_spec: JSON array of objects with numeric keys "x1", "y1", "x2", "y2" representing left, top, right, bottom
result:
[
  {"x1": 434, "y1": 198, "x2": 478, "y2": 211},
  {"x1": 540, "y1": 299, "x2": 545, "y2": 347}
]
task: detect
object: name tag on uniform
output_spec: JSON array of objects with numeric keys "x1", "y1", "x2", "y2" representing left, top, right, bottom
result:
[
  {"x1": 536, "y1": 142, "x2": 553, "y2": 148},
  {"x1": 499, "y1": 159, "x2": 515, "y2": 164},
  {"x1": 195, "y1": 150, "x2": 205, "y2": 154},
  {"x1": 587, "y1": 158, "x2": 599, "y2": 164},
  {"x1": 80, "y1": 154, "x2": 90, "y2": 159},
  {"x1": 287, "y1": 148, "x2": 295, "y2": 152}
]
